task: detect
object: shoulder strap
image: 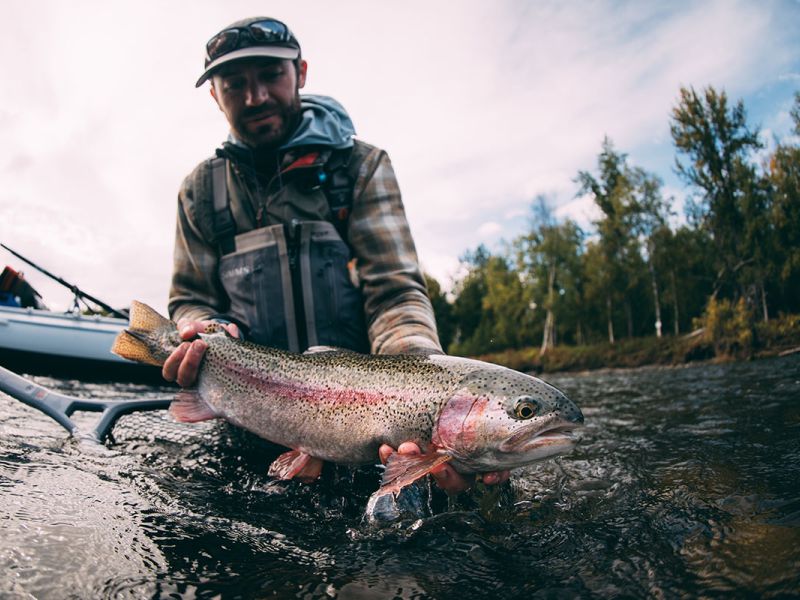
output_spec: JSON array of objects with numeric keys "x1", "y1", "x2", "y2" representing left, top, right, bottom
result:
[
  {"x1": 195, "y1": 145, "x2": 366, "y2": 250},
  {"x1": 322, "y1": 146, "x2": 361, "y2": 242},
  {"x1": 209, "y1": 156, "x2": 236, "y2": 254}
]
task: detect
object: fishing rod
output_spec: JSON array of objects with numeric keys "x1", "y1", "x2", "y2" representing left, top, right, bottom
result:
[
  {"x1": 0, "y1": 364, "x2": 172, "y2": 443},
  {"x1": 0, "y1": 243, "x2": 128, "y2": 319}
]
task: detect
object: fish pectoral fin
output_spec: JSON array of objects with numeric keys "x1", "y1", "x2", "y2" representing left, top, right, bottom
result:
[
  {"x1": 377, "y1": 451, "x2": 453, "y2": 497},
  {"x1": 268, "y1": 450, "x2": 323, "y2": 483},
  {"x1": 169, "y1": 390, "x2": 217, "y2": 422}
]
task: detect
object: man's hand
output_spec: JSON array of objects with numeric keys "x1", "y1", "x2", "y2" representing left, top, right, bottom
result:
[
  {"x1": 162, "y1": 319, "x2": 240, "y2": 387},
  {"x1": 378, "y1": 442, "x2": 510, "y2": 494}
]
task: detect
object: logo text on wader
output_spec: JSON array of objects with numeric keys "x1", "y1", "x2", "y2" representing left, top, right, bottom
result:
[{"x1": 221, "y1": 266, "x2": 251, "y2": 279}]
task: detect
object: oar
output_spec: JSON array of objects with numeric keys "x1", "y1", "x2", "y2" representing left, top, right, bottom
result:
[{"x1": 0, "y1": 364, "x2": 172, "y2": 442}]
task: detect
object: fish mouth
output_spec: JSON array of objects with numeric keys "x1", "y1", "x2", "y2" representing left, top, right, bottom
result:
[{"x1": 498, "y1": 421, "x2": 581, "y2": 453}]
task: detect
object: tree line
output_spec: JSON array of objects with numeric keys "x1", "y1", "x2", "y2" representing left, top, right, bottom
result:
[{"x1": 428, "y1": 86, "x2": 800, "y2": 357}]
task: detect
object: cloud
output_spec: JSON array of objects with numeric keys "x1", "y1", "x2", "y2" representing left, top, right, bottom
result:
[
  {"x1": 408, "y1": 0, "x2": 798, "y2": 280},
  {"x1": 478, "y1": 222, "x2": 503, "y2": 238},
  {"x1": 1, "y1": 0, "x2": 798, "y2": 308},
  {"x1": 554, "y1": 194, "x2": 602, "y2": 231}
]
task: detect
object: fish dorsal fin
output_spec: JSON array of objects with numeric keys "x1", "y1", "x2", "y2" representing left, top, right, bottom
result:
[{"x1": 303, "y1": 345, "x2": 348, "y2": 355}]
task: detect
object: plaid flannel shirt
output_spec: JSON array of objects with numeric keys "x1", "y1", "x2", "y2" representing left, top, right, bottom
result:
[{"x1": 168, "y1": 139, "x2": 442, "y2": 355}]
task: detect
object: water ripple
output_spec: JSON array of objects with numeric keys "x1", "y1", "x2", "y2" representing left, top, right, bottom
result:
[{"x1": 0, "y1": 355, "x2": 798, "y2": 597}]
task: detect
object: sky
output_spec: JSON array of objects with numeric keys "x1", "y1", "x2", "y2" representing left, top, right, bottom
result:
[{"x1": 1, "y1": 0, "x2": 799, "y2": 315}]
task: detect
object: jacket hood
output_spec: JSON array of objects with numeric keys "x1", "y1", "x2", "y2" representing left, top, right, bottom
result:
[
  {"x1": 227, "y1": 94, "x2": 355, "y2": 152},
  {"x1": 282, "y1": 94, "x2": 355, "y2": 150}
]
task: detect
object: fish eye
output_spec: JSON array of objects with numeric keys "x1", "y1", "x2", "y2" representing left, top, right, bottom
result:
[{"x1": 513, "y1": 397, "x2": 539, "y2": 420}]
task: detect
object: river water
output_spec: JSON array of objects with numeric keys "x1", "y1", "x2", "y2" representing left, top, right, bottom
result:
[{"x1": 0, "y1": 355, "x2": 798, "y2": 599}]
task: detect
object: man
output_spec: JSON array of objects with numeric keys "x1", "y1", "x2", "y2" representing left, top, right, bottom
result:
[{"x1": 165, "y1": 17, "x2": 509, "y2": 491}]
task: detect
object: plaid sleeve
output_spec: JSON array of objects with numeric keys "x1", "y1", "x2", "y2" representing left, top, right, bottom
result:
[
  {"x1": 167, "y1": 175, "x2": 228, "y2": 323},
  {"x1": 347, "y1": 148, "x2": 443, "y2": 355}
]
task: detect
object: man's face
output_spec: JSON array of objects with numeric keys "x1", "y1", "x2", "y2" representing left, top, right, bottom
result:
[{"x1": 210, "y1": 57, "x2": 307, "y2": 150}]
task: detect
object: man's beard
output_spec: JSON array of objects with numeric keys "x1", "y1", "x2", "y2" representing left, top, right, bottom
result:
[{"x1": 234, "y1": 94, "x2": 303, "y2": 151}]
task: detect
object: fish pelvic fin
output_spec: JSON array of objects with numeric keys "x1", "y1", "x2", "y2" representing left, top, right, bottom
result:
[
  {"x1": 111, "y1": 300, "x2": 177, "y2": 366},
  {"x1": 169, "y1": 390, "x2": 218, "y2": 422},
  {"x1": 268, "y1": 450, "x2": 323, "y2": 483},
  {"x1": 377, "y1": 451, "x2": 453, "y2": 497}
]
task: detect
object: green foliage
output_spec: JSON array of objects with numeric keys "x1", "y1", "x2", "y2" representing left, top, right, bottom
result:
[
  {"x1": 515, "y1": 197, "x2": 585, "y2": 352},
  {"x1": 441, "y1": 85, "x2": 800, "y2": 371},
  {"x1": 791, "y1": 91, "x2": 800, "y2": 136},
  {"x1": 576, "y1": 137, "x2": 664, "y2": 341},
  {"x1": 670, "y1": 86, "x2": 765, "y2": 300},
  {"x1": 756, "y1": 313, "x2": 800, "y2": 350},
  {"x1": 766, "y1": 94, "x2": 800, "y2": 312},
  {"x1": 476, "y1": 334, "x2": 716, "y2": 373},
  {"x1": 697, "y1": 297, "x2": 755, "y2": 359},
  {"x1": 423, "y1": 272, "x2": 455, "y2": 352},
  {"x1": 652, "y1": 225, "x2": 716, "y2": 334},
  {"x1": 769, "y1": 145, "x2": 800, "y2": 283},
  {"x1": 471, "y1": 347, "x2": 541, "y2": 373},
  {"x1": 450, "y1": 252, "x2": 534, "y2": 356},
  {"x1": 481, "y1": 255, "x2": 534, "y2": 349}
]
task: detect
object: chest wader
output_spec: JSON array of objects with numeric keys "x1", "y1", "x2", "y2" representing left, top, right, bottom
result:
[{"x1": 210, "y1": 154, "x2": 370, "y2": 354}]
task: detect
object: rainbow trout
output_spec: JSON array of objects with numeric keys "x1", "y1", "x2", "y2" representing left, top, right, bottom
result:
[{"x1": 112, "y1": 301, "x2": 583, "y2": 497}]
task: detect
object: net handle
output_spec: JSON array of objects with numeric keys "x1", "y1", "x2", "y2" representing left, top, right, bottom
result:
[{"x1": 0, "y1": 364, "x2": 172, "y2": 442}]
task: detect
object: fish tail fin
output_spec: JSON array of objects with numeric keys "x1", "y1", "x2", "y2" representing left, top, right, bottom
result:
[
  {"x1": 111, "y1": 300, "x2": 178, "y2": 367},
  {"x1": 170, "y1": 390, "x2": 218, "y2": 422},
  {"x1": 128, "y1": 300, "x2": 174, "y2": 333},
  {"x1": 111, "y1": 330, "x2": 164, "y2": 366}
]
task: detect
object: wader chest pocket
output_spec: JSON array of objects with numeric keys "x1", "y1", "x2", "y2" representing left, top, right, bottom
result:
[
  {"x1": 310, "y1": 239, "x2": 368, "y2": 352},
  {"x1": 218, "y1": 221, "x2": 368, "y2": 353},
  {"x1": 219, "y1": 226, "x2": 298, "y2": 350}
]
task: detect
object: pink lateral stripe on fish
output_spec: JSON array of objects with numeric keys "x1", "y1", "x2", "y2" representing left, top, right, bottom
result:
[
  {"x1": 221, "y1": 360, "x2": 418, "y2": 407},
  {"x1": 111, "y1": 301, "x2": 584, "y2": 499}
]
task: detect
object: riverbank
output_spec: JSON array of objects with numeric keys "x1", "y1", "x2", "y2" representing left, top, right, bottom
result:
[{"x1": 476, "y1": 313, "x2": 800, "y2": 374}]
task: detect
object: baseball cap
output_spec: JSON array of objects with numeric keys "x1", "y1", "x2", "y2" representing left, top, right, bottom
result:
[{"x1": 195, "y1": 17, "x2": 301, "y2": 87}]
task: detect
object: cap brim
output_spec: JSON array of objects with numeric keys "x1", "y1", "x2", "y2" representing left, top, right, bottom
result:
[{"x1": 195, "y1": 45, "x2": 300, "y2": 87}]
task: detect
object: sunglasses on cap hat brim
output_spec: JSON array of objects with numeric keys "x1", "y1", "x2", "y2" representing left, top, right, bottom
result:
[{"x1": 196, "y1": 18, "x2": 300, "y2": 87}]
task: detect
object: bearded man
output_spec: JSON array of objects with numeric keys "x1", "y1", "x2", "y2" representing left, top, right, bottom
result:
[{"x1": 164, "y1": 17, "x2": 509, "y2": 491}]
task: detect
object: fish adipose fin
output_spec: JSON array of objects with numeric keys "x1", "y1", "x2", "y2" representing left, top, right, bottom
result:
[
  {"x1": 267, "y1": 450, "x2": 321, "y2": 482},
  {"x1": 303, "y1": 345, "x2": 351, "y2": 355},
  {"x1": 377, "y1": 451, "x2": 453, "y2": 497},
  {"x1": 170, "y1": 390, "x2": 218, "y2": 422}
]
